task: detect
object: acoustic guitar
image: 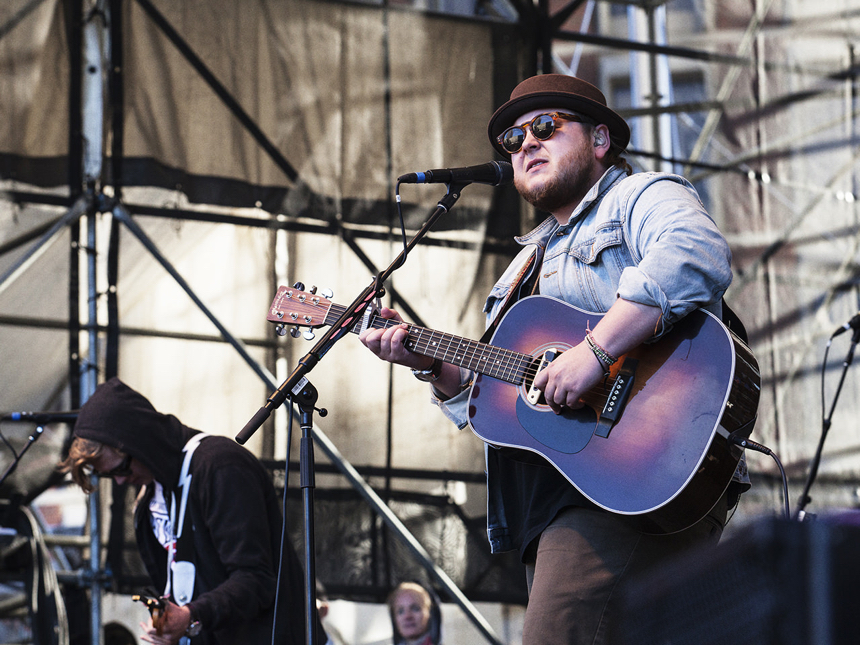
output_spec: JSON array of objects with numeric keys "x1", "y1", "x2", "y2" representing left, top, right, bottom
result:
[{"x1": 267, "y1": 286, "x2": 760, "y2": 534}]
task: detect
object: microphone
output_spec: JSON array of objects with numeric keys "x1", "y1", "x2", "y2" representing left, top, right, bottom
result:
[
  {"x1": 398, "y1": 161, "x2": 513, "y2": 186},
  {"x1": 832, "y1": 312, "x2": 860, "y2": 338},
  {"x1": 2, "y1": 411, "x2": 80, "y2": 423}
]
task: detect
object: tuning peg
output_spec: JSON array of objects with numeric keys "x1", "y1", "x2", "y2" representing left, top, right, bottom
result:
[
  {"x1": 303, "y1": 329, "x2": 316, "y2": 341},
  {"x1": 289, "y1": 326, "x2": 302, "y2": 338},
  {"x1": 274, "y1": 324, "x2": 288, "y2": 337},
  {"x1": 309, "y1": 285, "x2": 318, "y2": 294},
  {"x1": 320, "y1": 288, "x2": 334, "y2": 299},
  {"x1": 292, "y1": 281, "x2": 305, "y2": 291}
]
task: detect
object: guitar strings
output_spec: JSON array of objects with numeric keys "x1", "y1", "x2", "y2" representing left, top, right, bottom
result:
[
  {"x1": 328, "y1": 303, "x2": 614, "y2": 396},
  {"x1": 342, "y1": 304, "x2": 536, "y2": 384}
]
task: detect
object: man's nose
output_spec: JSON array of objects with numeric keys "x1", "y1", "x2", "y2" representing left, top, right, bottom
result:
[{"x1": 520, "y1": 127, "x2": 540, "y2": 152}]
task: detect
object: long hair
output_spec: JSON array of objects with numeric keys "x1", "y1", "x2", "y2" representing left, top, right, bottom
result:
[
  {"x1": 57, "y1": 436, "x2": 112, "y2": 493},
  {"x1": 606, "y1": 142, "x2": 633, "y2": 176}
]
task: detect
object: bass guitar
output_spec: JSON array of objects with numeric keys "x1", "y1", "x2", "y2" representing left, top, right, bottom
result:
[{"x1": 267, "y1": 286, "x2": 760, "y2": 534}]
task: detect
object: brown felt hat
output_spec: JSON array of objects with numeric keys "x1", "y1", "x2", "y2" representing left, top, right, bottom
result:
[{"x1": 488, "y1": 74, "x2": 631, "y2": 156}]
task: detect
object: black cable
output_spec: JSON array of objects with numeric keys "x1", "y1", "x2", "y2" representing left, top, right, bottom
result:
[
  {"x1": 0, "y1": 428, "x2": 18, "y2": 459},
  {"x1": 271, "y1": 394, "x2": 295, "y2": 645},
  {"x1": 730, "y1": 434, "x2": 790, "y2": 521},
  {"x1": 392, "y1": 180, "x2": 410, "y2": 270},
  {"x1": 796, "y1": 329, "x2": 859, "y2": 518}
]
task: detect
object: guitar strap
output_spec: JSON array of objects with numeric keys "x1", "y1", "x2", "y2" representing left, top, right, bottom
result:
[
  {"x1": 479, "y1": 250, "x2": 542, "y2": 344},
  {"x1": 165, "y1": 432, "x2": 209, "y2": 608}
]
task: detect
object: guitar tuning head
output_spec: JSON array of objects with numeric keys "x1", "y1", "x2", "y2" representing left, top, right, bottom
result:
[
  {"x1": 292, "y1": 281, "x2": 306, "y2": 291},
  {"x1": 274, "y1": 324, "x2": 288, "y2": 337},
  {"x1": 320, "y1": 288, "x2": 334, "y2": 299},
  {"x1": 289, "y1": 326, "x2": 302, "y2": 339},
  {"x1": 309, "y1": 285, "x2": 318, "y2": 294},
  {"x1": 303, "y1": 329, "x2": 316, "y2": 341}
]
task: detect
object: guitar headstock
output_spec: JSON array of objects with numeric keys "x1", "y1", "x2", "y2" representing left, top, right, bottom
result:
[
  {"x1": 267, "y1": 285, "x2": 332, "y2": 331},
  {"x1": 132, "y1": 595, "x2": 166, "y2": 635}
]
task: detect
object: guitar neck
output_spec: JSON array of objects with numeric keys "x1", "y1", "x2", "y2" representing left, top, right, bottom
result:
[{"x1": 327, "y1": 304, "x2": 533, "y2": 384}]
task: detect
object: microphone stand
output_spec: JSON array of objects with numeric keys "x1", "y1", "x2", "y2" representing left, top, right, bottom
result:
[
  {"x1": 0, "y1": 425, "x2": 45, "y2": 489},
  {"x1": 237, "y1": 181, "x2": 470, "y2": 645},
  {"x1": 293, "y1": 380, "x2": 326, "y2": 645},
  {"x1": 795, "y1": 325, "x2": 860, "y2": 520}
]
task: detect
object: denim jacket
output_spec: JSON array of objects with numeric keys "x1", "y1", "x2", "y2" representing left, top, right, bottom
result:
[{"x1": 431, "y1": 166, "x2": 743, "y2": 553}]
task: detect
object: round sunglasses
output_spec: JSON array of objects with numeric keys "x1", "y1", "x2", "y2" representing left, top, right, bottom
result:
[{"x1": 497, "y1": 112, "x2": 593, "y2": 154}]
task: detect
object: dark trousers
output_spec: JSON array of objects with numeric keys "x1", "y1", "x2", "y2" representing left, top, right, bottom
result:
[{"x1": 522, "y1": 493, "x2": 728, "y2": 645}]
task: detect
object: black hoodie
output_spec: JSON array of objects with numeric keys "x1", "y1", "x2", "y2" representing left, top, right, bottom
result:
[{"x1": 74, "y1": 378, "x2": 320, "y2": 645}]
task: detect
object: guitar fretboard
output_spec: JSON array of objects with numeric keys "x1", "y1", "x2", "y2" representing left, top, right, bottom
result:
[{"x1": 325, "y1": 304, "x2": 537, "y2": 385}]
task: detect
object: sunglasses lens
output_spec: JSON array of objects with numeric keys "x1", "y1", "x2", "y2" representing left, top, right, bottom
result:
[
  {"x1": 499, "y1": 114, "x2": 563, "y2": 153},
  {"x1": 501, "y1": 127, "x2": 526, "y2": 153},
  {"x1": 531, "y1": 114, "x2": 556, "y2": 140}
]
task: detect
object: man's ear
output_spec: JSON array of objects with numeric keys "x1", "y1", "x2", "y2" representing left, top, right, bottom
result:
[
  {"x1": 593, "y1": 124, "x2": 611, "y2": 158},
  {"x1": 593, "y1": 124, "x2": 610, "y2": 147}
]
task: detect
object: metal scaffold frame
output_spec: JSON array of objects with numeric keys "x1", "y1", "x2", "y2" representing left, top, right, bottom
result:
[{"x1": 5, "y1": 1, "x2": 860, "y2": 644}]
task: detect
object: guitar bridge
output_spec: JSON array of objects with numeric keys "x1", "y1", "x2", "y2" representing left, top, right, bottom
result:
[
  {"x1": 527, "y1": 348, "x2": 559, "y2": 405},
  {"x1": 595, "y1": 358, "x2": 638, "y2": 438}
]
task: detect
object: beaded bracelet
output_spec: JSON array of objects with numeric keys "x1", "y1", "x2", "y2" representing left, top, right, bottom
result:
[{"x1": 585, "y1": 331, "x2": 618, "y2": 375}]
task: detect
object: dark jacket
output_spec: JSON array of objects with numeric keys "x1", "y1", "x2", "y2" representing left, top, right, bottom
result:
[{"x1": 74, "y1": 378, "x2": 321, "y2": 645}]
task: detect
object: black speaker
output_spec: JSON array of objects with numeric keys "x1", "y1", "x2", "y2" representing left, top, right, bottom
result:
[{"x1": 619, "y1": 515, "x2": 860, "y2": 645}]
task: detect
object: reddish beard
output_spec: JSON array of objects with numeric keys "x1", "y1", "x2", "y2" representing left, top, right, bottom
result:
[{"x1": 514, "y1": 142, "x2": 597, "y2": 215}]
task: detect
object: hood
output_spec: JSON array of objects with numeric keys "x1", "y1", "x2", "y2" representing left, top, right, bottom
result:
[{"x1": 72, "y1": 377, "x2": 200, "y2": 489}]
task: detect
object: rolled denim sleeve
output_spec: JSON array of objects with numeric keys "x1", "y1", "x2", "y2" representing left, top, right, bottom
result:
[
  {"x1": 428, "y1": 367, "x2": 473, "y2": 430},
  {"x1": 617, "y1": 177, "x2": 732, "y2": 335}
]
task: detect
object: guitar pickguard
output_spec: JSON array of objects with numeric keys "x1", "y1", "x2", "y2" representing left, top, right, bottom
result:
[
  {"x1": 469, "y1": 299, "x2": 610, "y2": 461},
  {"x1": 514, "y1": 394, "x2": 597, "y2": 454},
  {"x1": 515, "y1": 341, "x2": 599, "y2": 453}
]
